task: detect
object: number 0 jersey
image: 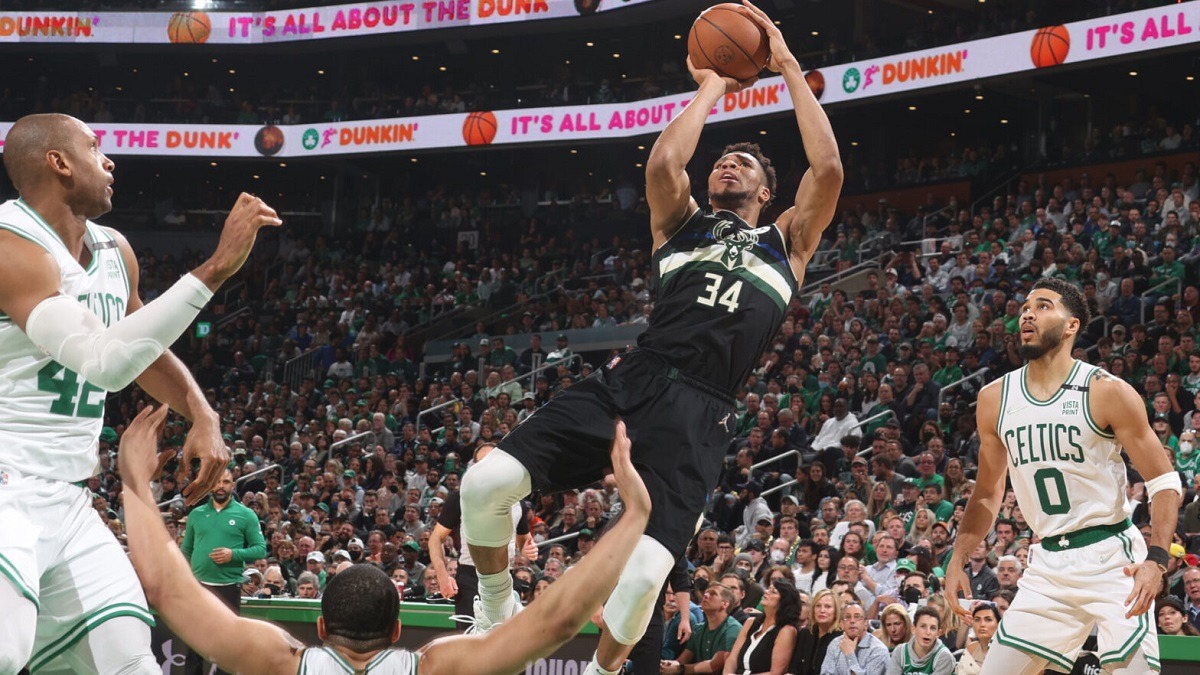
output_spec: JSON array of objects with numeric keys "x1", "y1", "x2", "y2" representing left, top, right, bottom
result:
[
  {"x1": 995, "y1": 360, "x2": 1130, "y2": 539},
  {"x1": 638, "y1": 208, "x2": 797, "y2": 393},
  {"x1": 0, "y1": 199, "x2": 131, "y2": 482}
]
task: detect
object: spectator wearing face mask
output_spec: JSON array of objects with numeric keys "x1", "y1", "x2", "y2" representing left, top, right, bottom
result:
[{"x1": 1176, "y1": 430, "x2": 1198, "y2": 482}]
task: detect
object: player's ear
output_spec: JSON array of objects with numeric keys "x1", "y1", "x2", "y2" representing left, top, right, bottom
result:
[
  {"x1": 390, "y1": 620, "x2": 401, "y2": 642},
  {"x1": 316, "y1": 617, "x2": 327, "y2": 641},
  {"x1": 759, "y1": 184, "x2": 771, "y2": 206}
]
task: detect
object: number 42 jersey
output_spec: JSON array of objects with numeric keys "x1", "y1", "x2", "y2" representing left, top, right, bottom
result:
[
  {"x1": 638, "y1": 208, "x2": 797, "y2": 393},
  {"x1": 0, "y1": 199, "x2": 132, "y2": 482}
]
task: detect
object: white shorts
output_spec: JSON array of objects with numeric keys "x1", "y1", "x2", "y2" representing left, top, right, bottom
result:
[
  {"x1": 0, "y1": 467, "x2": 154, "y2": 672},
  {"x1": 995, "y1": 520, "x2": 1160, "y2": 672}
]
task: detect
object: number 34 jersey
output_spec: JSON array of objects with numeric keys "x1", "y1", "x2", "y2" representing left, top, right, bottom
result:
[
  {"x1": 995, "y1": 360, "x2": 1131, "y2": 540},
  {"x1": 638, "y1": 208, "x2": 797, "y2": 393},
  {"x1": 0, "y1": 199, "x2": 131, "y2": 483}
]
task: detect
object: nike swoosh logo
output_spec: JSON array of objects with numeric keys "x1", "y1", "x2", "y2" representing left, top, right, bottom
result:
[
  {"x1": 1006, "y1": 408, "x2": 1023, "y2": 416},
  {"x1": 1099, "y1": 553, "x2": 1113, "y2": 564}
]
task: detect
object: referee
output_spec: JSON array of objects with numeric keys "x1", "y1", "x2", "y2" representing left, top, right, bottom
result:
[{"x1": 180, "y1": 469, "x2": 266, "y2": 674}]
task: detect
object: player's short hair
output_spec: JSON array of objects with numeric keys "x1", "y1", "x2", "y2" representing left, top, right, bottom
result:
[
  {"x1": 1032, "y1": 278, "x2": 1091, "y2": 327},
  {"x1": 720, "y1": 142, "x2": 778, "y2": 205},
  {"x1": 321, "y1": 564, "x2": 398, "y2": 651}
]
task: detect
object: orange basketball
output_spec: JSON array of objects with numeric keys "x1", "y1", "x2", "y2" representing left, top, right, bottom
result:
[
  {"x1": 1030, "y1": 25, "x2": 1069, "y2": 68},
  {"x1": 688, "y1": 4, "x2": 769, "y2": 81},
  {"x1": 804, "y1": 69, "x2": 825, "y2": 100},
  {"x1": 462, "y1": 111, "x2": 498, "y2": 146},
  {"x1": 168, "y1": 12, "x2": 211, "y2": 44}
]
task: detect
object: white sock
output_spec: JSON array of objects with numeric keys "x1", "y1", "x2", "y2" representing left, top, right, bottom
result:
[
  {"x1": 477, "y1": 569, "x2": 514, "y2": 620},
  {"x1": 583, "y1": 653, "x2": 620, "y2": 675}
]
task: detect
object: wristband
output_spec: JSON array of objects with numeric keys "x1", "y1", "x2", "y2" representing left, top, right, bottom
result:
[{"x1": 1145, "y1": 545, "x2": 1170, "y2": 569}]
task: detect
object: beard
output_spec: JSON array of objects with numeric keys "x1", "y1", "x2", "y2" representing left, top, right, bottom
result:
[
  {"x1": 710, "y1": 184, "x2": 755, "y2": 210},
  {"x1": 212, "y1": 490, "x2": 231, "y2": 504},
  {"x1": 1017, "y1": 322, "x2": 1065, "y2": 361}
]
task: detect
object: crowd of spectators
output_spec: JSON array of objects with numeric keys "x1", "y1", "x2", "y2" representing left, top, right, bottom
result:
[{"x1": 77, "y1": 149, "x2": 1200, "y2": 671}]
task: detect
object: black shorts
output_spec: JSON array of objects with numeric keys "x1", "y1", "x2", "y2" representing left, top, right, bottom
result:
[{"x1": 497, "y1": 348, "x2": 735, "y2": 557}]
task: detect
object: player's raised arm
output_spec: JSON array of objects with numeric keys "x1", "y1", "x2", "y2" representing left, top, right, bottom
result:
[
  {"x1": 119, "y1": 405, "x2": 303, "y2": 675},
  {"x1": 1091, "y1": 374, "x2": 1182, "y2": 618},
  {"x1": 104, "y1": 227, "x2": 229, "y2": 506},
  {"x1": 741, "y1": 0, "x2": 842, "y2": 266},
  {"x1": 419, "y1": 420, "x2": 652, "y2": 675},
  {"x1": 943, "y1": 380, "x2": 1008, "y2": 619},
  {"x1": 646, "y1": 57, "x2": 750, "y2": 248}
]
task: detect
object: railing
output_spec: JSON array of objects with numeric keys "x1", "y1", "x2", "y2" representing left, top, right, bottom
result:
[
  {"x1": 236, "y1": 462, "x2": 281, "y2": 486},
  {"x1": 415, "y1": 398, "x2": 464, "y2": 435},
  {"x1": 936, "y1": 368, "x2": 990, "y2": 408},
  {"x1": 761, "y1": 479, "x2": 799, "y2": 498},
  {"x1": 220, "y1": 279, "x2": 246, "y2": 309},
  {"x1": 311, "y1": 430, "x2": 376, "y2": 467},
  {"x1": 215, "y1": 305, "x2": 252, "y2": 331},
  {"x1": 969, "y1": 165, "x2": 1027, "y2": 218},
  {"x1": 493, "y1": 354, "x2": 583, "y2": 396},
  {"x1": 536, "y1": 530, "x2": 583, "y2": 548},
  {"x1": 1140, "y1": 277, "x2": 1182, "y2": 324},
  {"x1": 751, "y1": 449, "x2": 801, "y2": 472},
  {"x1": 427, "y1": 274, "x2": 611, "y2": 344},
  {"x1": 852, "y1": 408, "x2": 898, "y2": 433},
  {"x1": 801, "y1": 258, "x2": 883, "y2": 295},
  {"x1": 282, "y1": 347, "x2": 321, "y2": 389}
]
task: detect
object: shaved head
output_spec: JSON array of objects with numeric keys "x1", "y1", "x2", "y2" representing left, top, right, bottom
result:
[
  {"x1": 3, "y1": 113, "x2": 114, "y2": 219},
  {"x1": 4, "y1": 113, "x2": 79, "y2": 192}
]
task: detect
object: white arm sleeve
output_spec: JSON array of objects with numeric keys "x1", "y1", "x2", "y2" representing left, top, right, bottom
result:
[{"x1": 24, "y1": 273, "x2": 213, "y2": 392}]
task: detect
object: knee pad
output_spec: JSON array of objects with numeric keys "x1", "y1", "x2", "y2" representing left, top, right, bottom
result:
[
  {"x1": 602, "y1": 536, "x2": 675, "y2": 645},
  {"x1": 460, "y1": 449, "x2": 531, "y2": 548}
]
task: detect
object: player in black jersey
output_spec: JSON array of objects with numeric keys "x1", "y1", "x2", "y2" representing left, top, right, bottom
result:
[{"x1": 459, "y1": 3, "x2": 842, "y2": 674}]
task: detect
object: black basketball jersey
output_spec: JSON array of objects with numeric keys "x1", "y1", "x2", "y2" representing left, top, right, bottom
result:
[{"x1": 638, "y1": 207, "x2": 797, "y2": 393}]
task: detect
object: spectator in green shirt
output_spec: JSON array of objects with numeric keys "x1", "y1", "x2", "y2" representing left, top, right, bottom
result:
[
  {"x1": 660, "y1": 584, "x2": 742, "y2": 674},
  {"x1": 920, "y1": 484, "x2": 955, "y2": 523},
  {"x1": 932, "y1": 346, "x2": 964, "y2": 387},
  {"x1": 180, "y1": 469, "x2": 266, "y2": 674}
]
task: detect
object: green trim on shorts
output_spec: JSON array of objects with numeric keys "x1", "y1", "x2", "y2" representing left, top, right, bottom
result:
[
  {"x1": 995, "y1": 621, "x2": 1075, "y2": 671},
  {"x1": 1147, "y1": 655, "x2": 1161, "y2": 672},
  {"x1": 0, "y1": 552, "x2": 39, "y2": 611},
  {"x1": 1116, "y1": 531, "x2": 1135, "y2": 565},
  {"x1": 28, "y1": 602, "x2": 155, "y2": 672},
  {"x1": 1097, "y1": 612, "x2": 1148, "y2": 666}
]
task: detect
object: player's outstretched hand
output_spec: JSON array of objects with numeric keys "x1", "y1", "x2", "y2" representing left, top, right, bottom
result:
[
  {"x1": 686, "y1": 56, "x2": 756, "y2": 95},
  {"x1": 942, "y1": 561, "x2": 973, "y2": 620},
  {"x1": 1123, "y1": 562, "x2": 1163, "y2": 619},
  {"x1": 181, "y1": 417, "x2": 231, "y2": 507},
  {"x1": 740, "y1": 0, "x2": 798, "y2": 73},
  {"x1": 196, "y1": 193, "x2": 283, "y2": 289},
  {"x1": 117, "y1": 405, "x2": 174, "y2": 495},
  {"x1": 608, "y1": 419, "x2": 650, "y2": 519}
]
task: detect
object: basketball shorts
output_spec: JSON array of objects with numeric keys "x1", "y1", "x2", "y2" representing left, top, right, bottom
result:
[
  {"x1": 498, "y1": 348, "x2": 735, "y2": 557},
  {"x1": 995, "y1": 519, "x2": 1160, "y2": 672},
  {"x1": 0, "y1": 466, "x2": 154, "y2": 672}
]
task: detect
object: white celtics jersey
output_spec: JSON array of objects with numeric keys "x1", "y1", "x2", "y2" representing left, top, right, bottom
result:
[
  {"x1": 0, "y1": 199, "x2": 131, "y2": 482},
  {"x1": 996, "y1": 360, "x2": 1130, "y2": 539},
  {"x1": 298, "y1": 646, "x2": 418, "y2": 674}
]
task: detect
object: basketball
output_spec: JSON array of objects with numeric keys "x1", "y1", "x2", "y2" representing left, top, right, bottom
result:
[
  {"x1": 687, "y1": 4, "x2": 769, "y2": 81},
  {"x1": 463, "y1": 111, "x2": 498, "y2": 146},
  {"x1": 1030, "y1": 25, "x2": 1070, "y2": 68},
  {"x1": 167, "y1": 12, "x2": 212, "y2": 44},
  {"x1": 804, "y1": 69, "x2": 825, "y2": 100}
]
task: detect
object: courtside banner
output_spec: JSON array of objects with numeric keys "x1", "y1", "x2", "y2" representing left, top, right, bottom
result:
[
  {"x1": 1, "y1": 2, "x2": 1196, "y2": 156},
  {"x1": 0, "y1": 0, "x2": 656, "y2": 44}
]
